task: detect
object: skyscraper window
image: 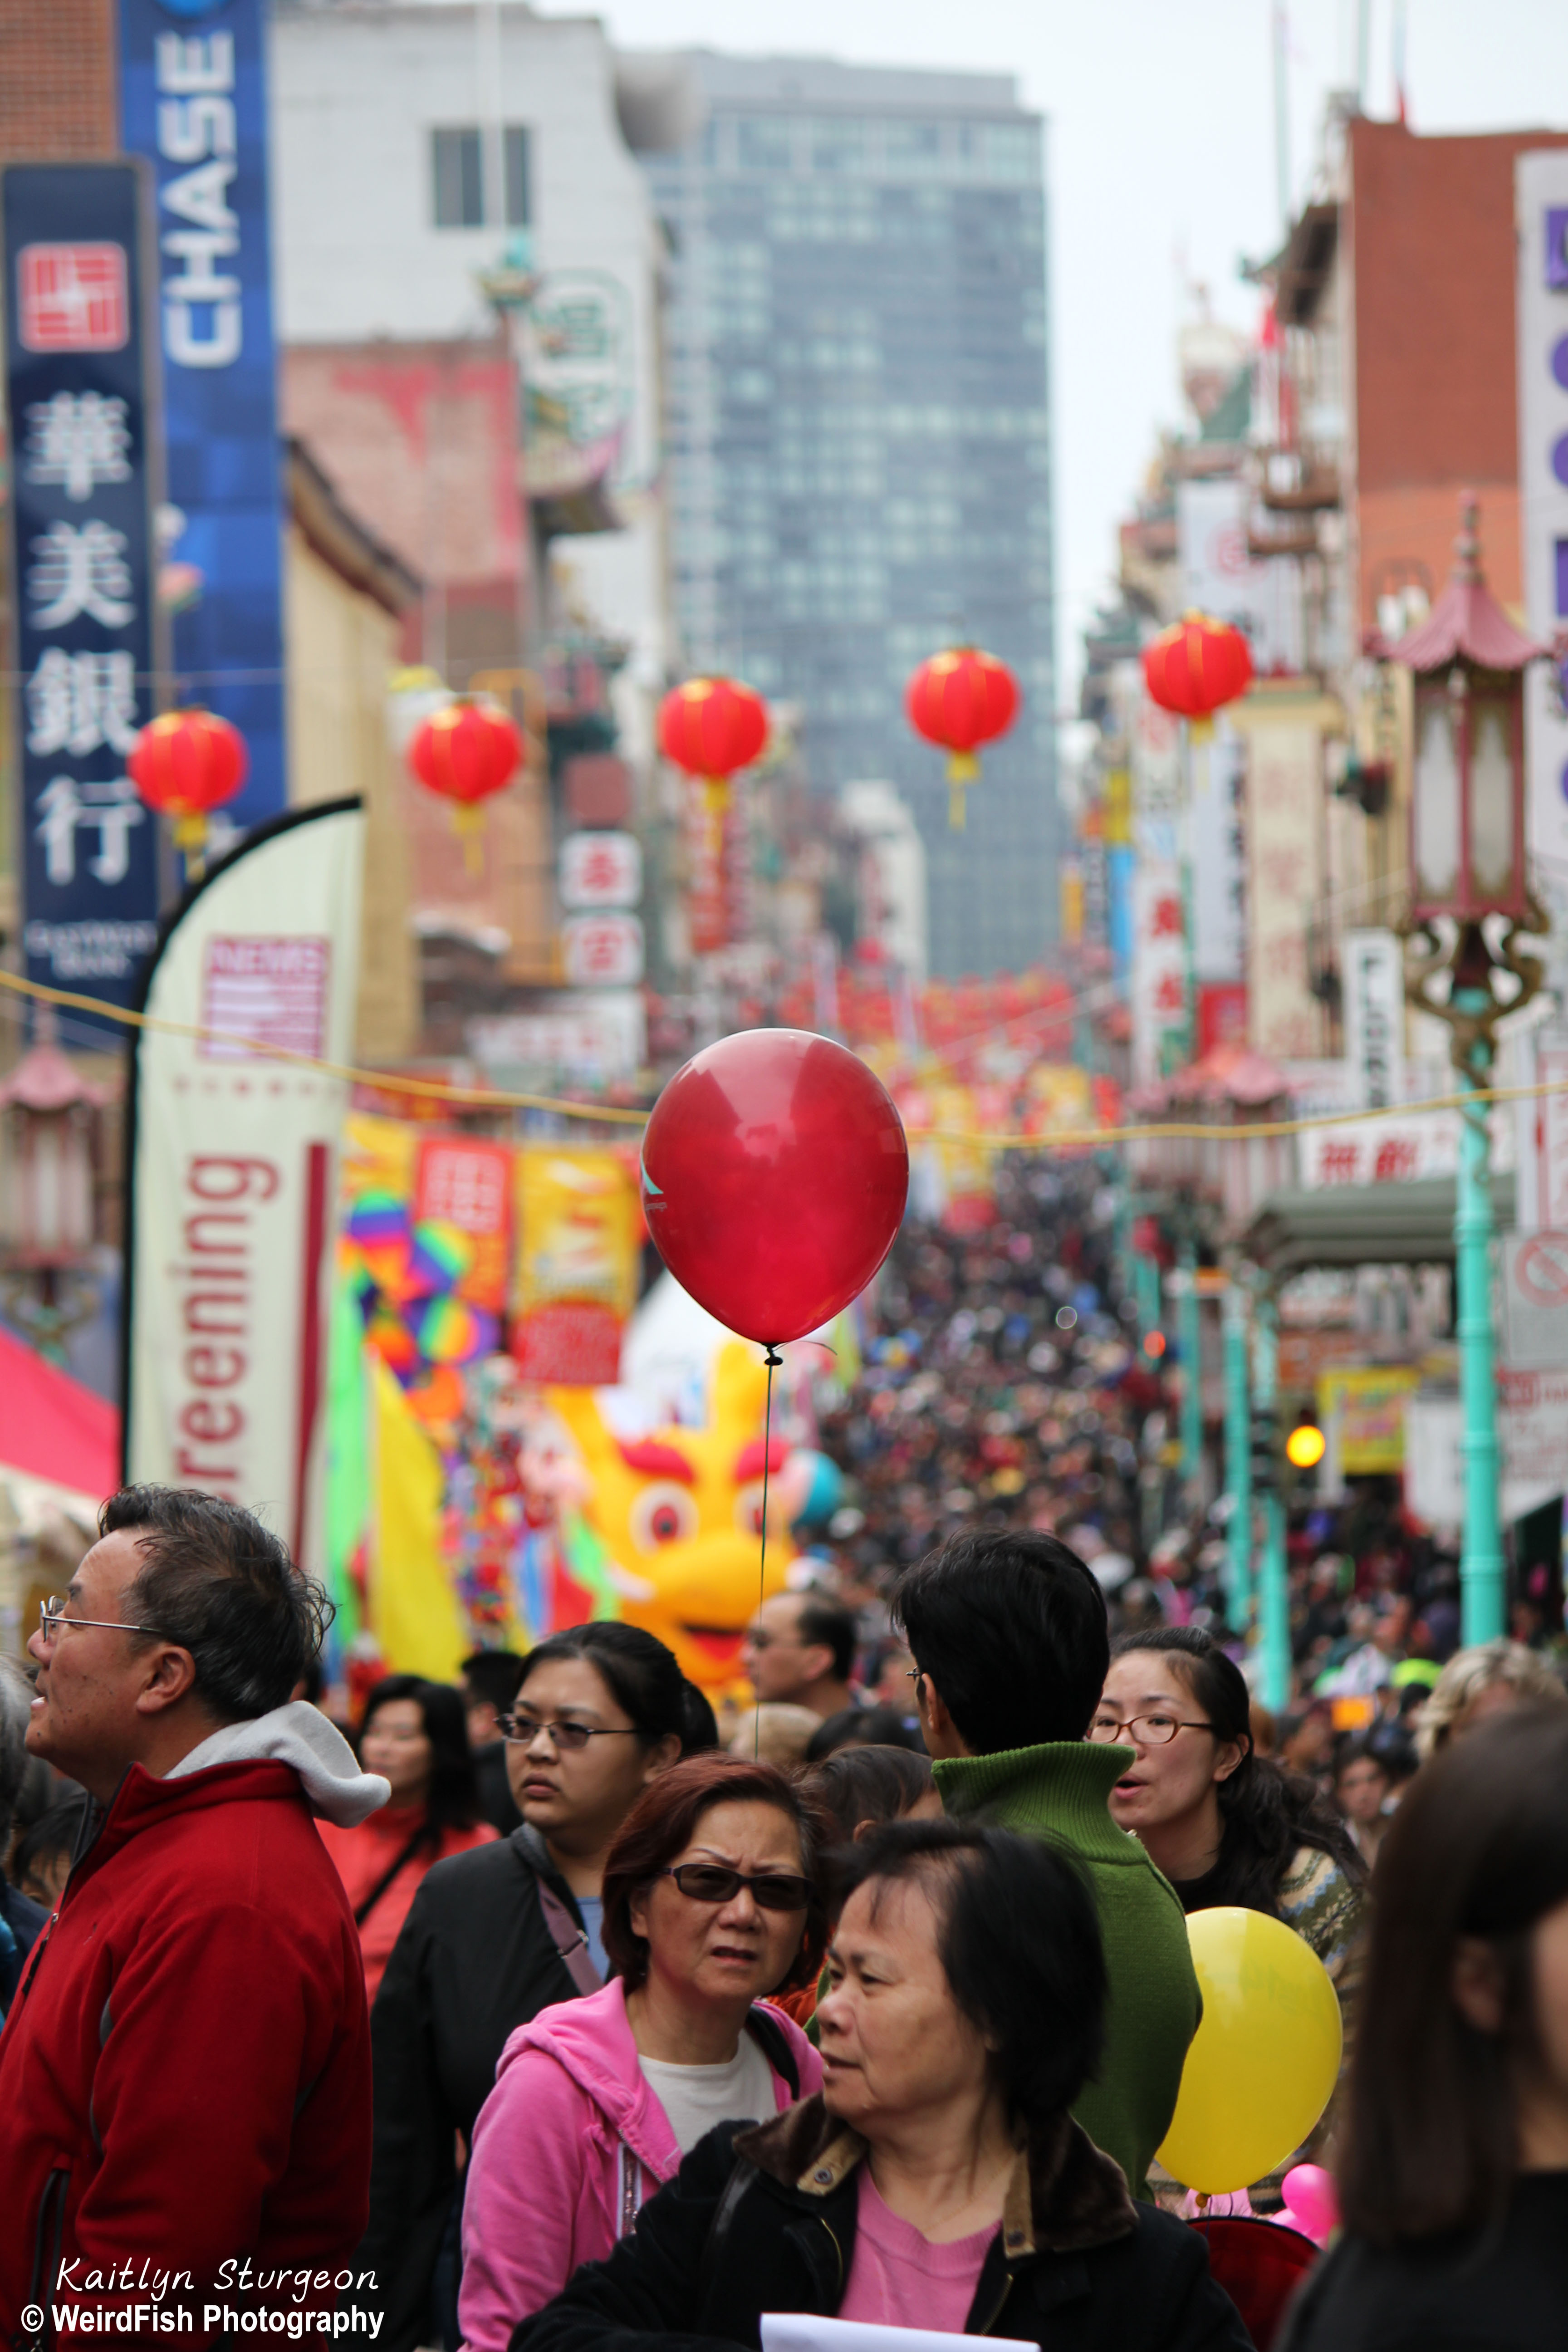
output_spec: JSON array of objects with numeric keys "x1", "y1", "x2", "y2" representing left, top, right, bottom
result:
[{"x1": 639, "y1": 57, "x2": 1057, "y2": 976}]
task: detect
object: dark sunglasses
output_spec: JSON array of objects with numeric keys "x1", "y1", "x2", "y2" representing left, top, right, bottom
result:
[{"x1": 664, "y1": 1863, "x2": 812, "y2": 1913}]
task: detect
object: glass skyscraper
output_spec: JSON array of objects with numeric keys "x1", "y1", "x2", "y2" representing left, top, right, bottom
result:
[{"x1": 636, "y1": 53, "x2": 1058, "y2": 978}]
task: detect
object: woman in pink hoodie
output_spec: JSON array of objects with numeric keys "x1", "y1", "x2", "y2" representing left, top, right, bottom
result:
[{"x1": 460, "y1": 1755, "x2": 826, "y2": 2352}]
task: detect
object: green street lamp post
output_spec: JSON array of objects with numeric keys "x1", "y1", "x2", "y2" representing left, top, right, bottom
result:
[
  {"x1": 1176, "y1": 1231, "x2": 1203, "y2": 1494},
  {"x1": 1223, "y1": 1274, "x2": 1253, "y2": 1632},
  {"x1": 1251, "y1": 1286, "x2": 1290, "y2": 1709},
  {"x1": 1392, "y1": 497, "x2": 1549, "y2": 1644}
]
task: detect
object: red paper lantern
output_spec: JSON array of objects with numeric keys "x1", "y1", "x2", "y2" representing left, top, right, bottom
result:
[
  {"x1": 127, "y1": 708, "x2": 248, "y2": 873},
  {"x1": 407, "y1": 697, "x2": 524, "y2": 872},
  {"x1": 657, "y1": 676, "x2": 768, "y2": 810},
  {"x1": 1142, "y1": 612, "x2": 1254, "y2": 735},
  {"x1": 905, "y1": 647, "x2": 1020, "y2": 830}
]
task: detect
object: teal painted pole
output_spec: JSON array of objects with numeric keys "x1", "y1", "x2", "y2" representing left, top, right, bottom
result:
[
  {"x1": 1253, "y1": 1289, "x2": 1291, "y2": 1709},
  {"x1": 1224, "y1": 1277, "x2": 1252, "y2": 1632},
  {"x1": 1454, "y1": 1025, "x2": 1505, "y2": 1644},
  {"x1": 1135, "y1": 1250, "x2": 1161, "y2": 1345},
  {"x1": 1177, "y1": 1232, "x2": 1203, "y2": 1492}
]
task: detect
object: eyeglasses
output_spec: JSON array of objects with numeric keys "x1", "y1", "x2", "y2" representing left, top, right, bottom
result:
[
  {"x1": 1088, "y1": 1711, "x2": 1215, "y2": 1748},
  {"x1": 664, "y1": 1863, "x2": 812, "y2": 1913},
  {"x1": 742, "y1": 1629, "x2": 800, "y2": 1651},
  {"x1": 498, "y1": 1713, "x2": 643, "y2": 1753},
  {"x1": 38, "y1": 1595, "x2": 160, "y2": 1647}
]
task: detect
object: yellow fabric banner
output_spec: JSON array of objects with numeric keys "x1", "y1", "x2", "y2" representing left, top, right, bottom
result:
[
  {"x1": 512, "y1": 1145, "x2": 641, "y2": 1384},
  {"x1": 369, "y1": 1352, "x2": 468, "y2": 1679}
]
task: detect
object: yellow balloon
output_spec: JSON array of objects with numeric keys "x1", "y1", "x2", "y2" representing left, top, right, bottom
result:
[{"x1": 1156, "y1": 1906, "x2": 1343, "y2": 2194}]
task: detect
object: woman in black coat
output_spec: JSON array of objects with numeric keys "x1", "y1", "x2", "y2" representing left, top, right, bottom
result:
[
  {"x1": 510, "y1": 1820, "x2": 1249, "y2": 2352},
  {"x1": 360, "y1": 1625, "x2": 707, "y2": 2352},
  {"x1": 1279, "y1": 1707, "x2": 1568, "y2": 2352}
]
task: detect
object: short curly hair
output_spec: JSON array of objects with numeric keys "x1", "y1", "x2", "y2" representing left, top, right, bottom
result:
[
  {"x1": 103, "y1": 1485, "x2": 331, "y2": 1721},
  {"x1": 1414, "y1": 1639, "x2": 1568, "y2": 1760}
]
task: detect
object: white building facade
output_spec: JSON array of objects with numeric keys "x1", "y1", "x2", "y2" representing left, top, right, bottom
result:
[{"x1": 268, "y1": 0, "x2": 673, "y2": 752}]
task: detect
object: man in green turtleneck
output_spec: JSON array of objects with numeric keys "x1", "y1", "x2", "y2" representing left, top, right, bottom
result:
[{"x1": 897, "y1": 1530, "x2": 1199, "y2": 2197}]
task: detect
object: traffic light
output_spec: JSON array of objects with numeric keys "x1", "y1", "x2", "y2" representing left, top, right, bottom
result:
[
  {"x1": 1249, "y1": 1407, "x2": 1278, "y2": 1495},
  {"x1": 1286, "y1": 1419, "x2": 1326, "y2": 1471}
]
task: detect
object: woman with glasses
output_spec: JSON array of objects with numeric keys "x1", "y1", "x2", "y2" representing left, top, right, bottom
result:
[
  {"x1": 458, "y1": 1754, "x2": 825, "y2": 2352},
  {"x1": 1092, "y1": 1629, "x2": 1364, "y2": 1980},
  {"x1": 318, "y1": 1675, "x2": 497, "y2": 2006},
  {"x1": 361, "y1": 1624, "x2": 701, "y2": 2352}
]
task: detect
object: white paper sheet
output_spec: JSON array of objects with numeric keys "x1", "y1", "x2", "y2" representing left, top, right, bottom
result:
[{"x1": 762, "y1": 2315, "x2": 1039, "y2": 2352}]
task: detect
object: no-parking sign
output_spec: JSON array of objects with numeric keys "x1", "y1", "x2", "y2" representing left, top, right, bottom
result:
[{"x1": 1501, "y1": 1230, "x2": 1568, "y2": 1370}]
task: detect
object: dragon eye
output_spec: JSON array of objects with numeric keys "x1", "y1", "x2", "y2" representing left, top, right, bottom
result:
[
  {"x1": 733, "y1": 1479, "x2": 769, "y2": 1538},
  {"x1": 630, "y1": 1482, "x2": 699, "y2": 1550}
]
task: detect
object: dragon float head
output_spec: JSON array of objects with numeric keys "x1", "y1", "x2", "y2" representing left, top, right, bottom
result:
[{"x1": 547, "y1": 1342, "x2": 797, "y2": 1695}]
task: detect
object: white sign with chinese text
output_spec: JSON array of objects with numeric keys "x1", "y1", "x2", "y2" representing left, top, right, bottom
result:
[
  {"x1": 1191, "y1": 720, "x2": 1245, "y2": 984},
  {"x1": 1130, "y1": 859, "x2": 1188, "y2": 1089},
  {"x1": 561, "y1": 911, "x2": 644, "y2": 988},
  {"x1": 1298, "y1": 1112, "x2": 1459, "y2": 1189},
  {"x1": 1230, "y1": 696, "x2": 1333, "y2": 1062},
  {"x1": 1341, "y1": 928, "x2": 1405, "y2": 1110},
  {"x1": 1514, "y1": 1025, "x2": 1568, "y2": 1230},
  {"x1": 1516, "y1": 152, "x2": 1568, "y2": 889},
  {"x1": 559, "y1": 829, "x2": 642, "y2": 910}
]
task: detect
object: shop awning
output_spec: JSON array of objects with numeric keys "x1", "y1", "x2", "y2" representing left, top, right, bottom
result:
[
  {"x1": 1242, "y1": 1174, "x2": 1516, "y2": 1274},
  {"x1": 0, "y1": 1326, "x2": 119, "y2": 1504}
]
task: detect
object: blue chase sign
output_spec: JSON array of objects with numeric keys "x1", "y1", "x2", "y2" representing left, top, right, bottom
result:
[
  {"x1": 3, "y1": 162, "x2": 163, "y2": 1044},
  {"x1": 118, "y1": 0, "x2": 287, "y2": 833}
]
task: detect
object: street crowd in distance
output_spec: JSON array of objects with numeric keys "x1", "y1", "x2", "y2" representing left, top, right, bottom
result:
[{"x1": 3, "y1": 1160, "x2": 1568, "y2": 2352}]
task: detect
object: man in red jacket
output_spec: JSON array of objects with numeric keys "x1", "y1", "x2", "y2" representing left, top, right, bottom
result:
[{"x1": 0, "y1": 1486, "x2": 389, "y2": 2350}]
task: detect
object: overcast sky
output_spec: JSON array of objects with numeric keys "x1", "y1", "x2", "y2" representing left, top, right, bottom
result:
[{"x1": 538, "y1": 0, "x2": 1568, "y2": 702}]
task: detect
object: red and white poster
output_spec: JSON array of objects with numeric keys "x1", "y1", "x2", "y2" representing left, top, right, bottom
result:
[{"x1": 124, "y1": 799, "x2": 365, "y2": 1565}]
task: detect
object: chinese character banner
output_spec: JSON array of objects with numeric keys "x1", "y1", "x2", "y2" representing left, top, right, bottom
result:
[{"x1": 3, "y1": 163, "x2": 162, "y2": 1038}]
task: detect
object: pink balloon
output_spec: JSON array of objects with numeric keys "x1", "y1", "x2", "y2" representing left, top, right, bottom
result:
[
  {"x1": 641, "y1": 1029, "x2": 909, "y2": 1346},
  {"x1": 1279, "y1": 2164, "x2": 1339, "y2": 2245}
]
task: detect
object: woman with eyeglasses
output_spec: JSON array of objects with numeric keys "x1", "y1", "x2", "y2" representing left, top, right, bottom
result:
[
  {"x1": 1092, "y1": 1629, "x2": 1365, "y2": 1981},
  {"x1": 458, "y1": 1754, "x2": 825, "y2": 2352},
  {"x1": 360, "y1": 1624, "x2": 706, "y2": 2352}
]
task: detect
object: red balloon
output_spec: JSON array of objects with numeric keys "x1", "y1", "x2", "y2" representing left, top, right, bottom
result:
[{"x1": 641, "y1": 1030, "x2": 909, "y2": 1345}]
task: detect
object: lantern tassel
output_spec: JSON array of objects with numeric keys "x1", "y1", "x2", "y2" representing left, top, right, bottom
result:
[
  {"x1": 703, "y1": 775, "x2": 730, "y2": 817},
  {"x1": 1190, "y1": 715, "x2": 1215, "y2": 746},
  {"x1": 452, "y1": 802, "x2": 485, "y2": 877},
  {"x1": 946, "y1": 749, "x2": 978, "y2": 832},
  {"x1": 172, "y1": 809, "x2": 208, "y2": 880}
]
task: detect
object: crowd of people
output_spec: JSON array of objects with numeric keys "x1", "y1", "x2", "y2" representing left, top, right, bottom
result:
[
  {"x1": 4, "y1": 1478, "x2": 1568, "y2": 2352},
  {"x1": 5, "y1": 1157, "x2": 1568, "y2": 2351}
]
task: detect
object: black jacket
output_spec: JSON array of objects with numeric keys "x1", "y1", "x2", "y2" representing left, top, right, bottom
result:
[
  {"x1": 360, "y1": 1825, "x2": 591, "y2": 2352},
  {"x1": 1275, "y1": 2172, "x2": 1568, "y2": 2352},
  {"x1": 512, "y1": 2094, "x2": 1253, "y2": 2352},
  {"x1": 473, "y1": 1740, "x2": 523, "y2": 1837}
]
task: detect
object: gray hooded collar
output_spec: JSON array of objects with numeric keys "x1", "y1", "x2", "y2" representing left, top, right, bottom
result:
[{"x1": 167, "y1": 1698, "x2": 390, "y2": 1826}]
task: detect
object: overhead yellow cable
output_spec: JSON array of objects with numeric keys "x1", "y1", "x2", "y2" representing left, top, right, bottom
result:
[
  {"x1": 0, "y1": 966, "x2": 649, "y2": 1123},
  {"x1": 5, "y1": 964, "x2": 1566, "y2": 1150}
]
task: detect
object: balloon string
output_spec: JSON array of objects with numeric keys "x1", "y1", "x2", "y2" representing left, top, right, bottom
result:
[{"x1": 756, "y1": 1346, "x2": 784, "y2": 1759}]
